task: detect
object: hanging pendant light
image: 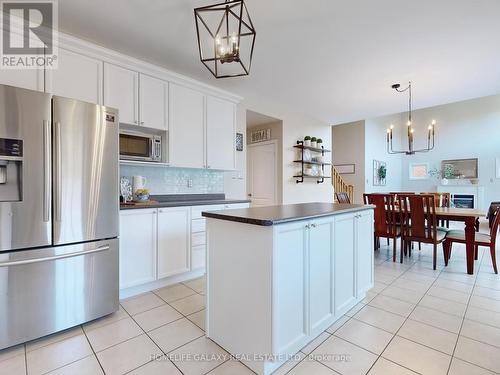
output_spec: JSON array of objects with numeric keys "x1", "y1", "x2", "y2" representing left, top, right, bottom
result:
[
  {"x1": 386, "y1": 82, "x2": 436, "y2": 155},
  {"x1": 194, "y1": 0, "x2": 256, "y2": 78}
]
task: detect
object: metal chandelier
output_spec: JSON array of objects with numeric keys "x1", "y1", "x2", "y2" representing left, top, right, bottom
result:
[
  {"x1": 386, "y1": 82, "x2": 436, "y2": 155},
  {"x1": 194, "y1": 0, "x2": 256, "y2": 78}
]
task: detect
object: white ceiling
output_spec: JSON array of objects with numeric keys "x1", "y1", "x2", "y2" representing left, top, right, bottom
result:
[
  {"x1": 59, "y1": 0, "x2": 500, "y2": 125},
  {"x1": 246, "y1": 110, "x2": 280, "y2": 128}
]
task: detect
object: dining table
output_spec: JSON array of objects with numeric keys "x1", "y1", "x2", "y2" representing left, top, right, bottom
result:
[{"x1": 397, "y1": 207, "x2": 486, "y2": 274}]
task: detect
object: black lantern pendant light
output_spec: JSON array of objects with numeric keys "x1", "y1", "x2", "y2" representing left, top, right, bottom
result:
[
  {"x1": 386, "y1": 82, "x2": 436, "y2": 155},
  {"x1": 194, "y1": 0, "x2": 256, "y2": 78}
]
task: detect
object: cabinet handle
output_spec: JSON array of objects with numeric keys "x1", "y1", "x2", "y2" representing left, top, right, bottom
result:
[
  {"x1": 311, "y1": 223, "x2": 317, "y2": 228},
  {"x1": 140, "y1": 121, "x2": 144, "y2": 125},
  {"x1": 207, "y1": 165, "x2": 211, "y2": 169},
  {"x1": 305, "y1": 224, "x2": 310, "y2": 229}
]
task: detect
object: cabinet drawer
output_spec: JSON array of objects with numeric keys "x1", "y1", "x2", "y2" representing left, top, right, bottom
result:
[
  {"x1": 191, "y1": 245, "x2": 206, "y2": 270},
  {"x1": 192, "y1": 218, "x2": 206, "y2": 233},
  {"x1": 191, "y1": 205, "x2": 224, "y2": 219},
  {"x1": 192, "y1": 232, "x2": 206, "y2": 247}
]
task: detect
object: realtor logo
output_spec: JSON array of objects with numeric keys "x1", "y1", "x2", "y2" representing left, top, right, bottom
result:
[{"x1": 1, "y1": 0, "x2": 58, "y2": 69}]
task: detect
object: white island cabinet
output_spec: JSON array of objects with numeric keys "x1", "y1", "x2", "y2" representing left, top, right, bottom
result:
[{"x1": 204, "y1": 203, "x2": 374, "y2": 375}]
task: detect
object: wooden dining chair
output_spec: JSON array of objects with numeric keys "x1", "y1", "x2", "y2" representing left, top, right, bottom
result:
[
  {"x1": 444, "y1": 207, "x2": 500, "y2": 274},
  {"x1": 335, "y1": 192, "x2": 351, "y2": 204},
  {"x1": 398, "y1": 194, "x2": 448, "y2": 269},
  {"x1": 422, "y1": 192, "x2": 451, "y2": 228},
  {"x1": 364, "y1": 193, "x2": 400, "y2": 261}
]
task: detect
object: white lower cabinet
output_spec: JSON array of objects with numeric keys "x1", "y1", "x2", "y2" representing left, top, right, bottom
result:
[
  {"x1": 119, "y1": 209, "x2": 157, "y2": 289},
  {"x1": 356, "y1": 209, "x2": 375, "y2": 295},
  {"x1": 157, "y1": 207, "x2": 191, "y2": 278}
]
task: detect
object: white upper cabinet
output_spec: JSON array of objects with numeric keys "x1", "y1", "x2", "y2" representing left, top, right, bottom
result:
[
  {"x1": 139, "y1": 74, "x2": 168, "y2": 130},
  {"x1": 169, "y1": 83, "x2": 205, "y2": 168},
  {"x1": 46, "y1": 48, "x2": 102, "y2": 104},
  {"x1": 0, "y1": 64, "x2": 43, "y2": 92},
  {"x1": 104, "y1": 63, "x2": 139, "y2": 125},
  {"x1": 206, "y1": 95, "x2": 235, "y2": 170}
]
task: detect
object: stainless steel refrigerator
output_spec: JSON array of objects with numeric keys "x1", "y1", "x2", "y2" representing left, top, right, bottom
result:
[{"x1": 0, "y1": 84, "x2": 119, "y2": 349}]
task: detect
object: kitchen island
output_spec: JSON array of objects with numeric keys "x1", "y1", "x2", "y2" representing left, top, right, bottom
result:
[{"x1": 202, "y1": 202, "x2": 375, "y2": 375}]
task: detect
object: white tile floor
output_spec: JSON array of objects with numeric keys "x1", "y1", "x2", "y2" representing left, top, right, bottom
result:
[{"x1": 1, "y1": 237, "x2": 500, "y2": 375}]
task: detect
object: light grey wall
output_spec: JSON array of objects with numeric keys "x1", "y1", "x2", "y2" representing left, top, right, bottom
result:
[
  {"x1": 364, "y1": 113, "x2": 404, "y2": 193},
  {"x1": 332, "y1": 121, "x2": 365, "y2": 203},
  {"x1": 399, "y1": 94, "x2": 500, "y2": 205}
]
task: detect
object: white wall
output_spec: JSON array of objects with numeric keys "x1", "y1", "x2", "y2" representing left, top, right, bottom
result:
[
  {"x1": 331, "y1": 121, "x2": 365, "y2": 204},
  {"x1": 399, "y1": 94, "x2": 500, "y2": 205},
  {"x1": 224, "y1": 105, "x2": 247, "y2": 199},
  {"x1": 364, "y1": 113, "x2": 404, "y2": 193}
]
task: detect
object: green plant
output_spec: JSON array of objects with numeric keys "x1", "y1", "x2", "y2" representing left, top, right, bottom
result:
[
  {"x1": 443, "y1": 164, "x2": 455, "y2": 179},
  {"x1": 304, "y1": 136, "x2": 311, "y2": 141},
  {"x1": 311, "y1": 137, "x2": 317, "y2": 142},
  {"x1": 135, "y1": 188, "x2": 150, "y2": 195},
  {"x1": 378, "y1": 165, "x2": 387, "y2": 180},
  {"x1": 317, "y1": 138, "x2": 323, "y2": 143},
  {"x1": 428, "y1": 168, "x2": 441, "y2": 179}
]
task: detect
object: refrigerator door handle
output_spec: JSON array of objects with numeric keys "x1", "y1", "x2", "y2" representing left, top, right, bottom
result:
[
  {"x1": 54, "y1": 121, "x2": 62, "y2": 222},
  {"x1": 43, "y1": 120, "x2": 51, "y2": 222},
  {"x1": 0, "y1": 245, "x2": 110, "y2": 267}
]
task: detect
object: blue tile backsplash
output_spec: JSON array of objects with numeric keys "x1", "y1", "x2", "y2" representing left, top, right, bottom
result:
[{"x1": 120, "y1": 165, "x2": 224, "y2": 195}]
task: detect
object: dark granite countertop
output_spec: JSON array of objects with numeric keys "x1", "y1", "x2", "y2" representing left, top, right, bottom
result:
[
  {"x1": 201, "y1": 202, "x2": 374, "y2": 226},
  {"x1": 120, "y1": 193, "x2": 251, "y2": 210}
]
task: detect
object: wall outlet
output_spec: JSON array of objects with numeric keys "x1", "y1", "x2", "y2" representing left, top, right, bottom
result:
[{"x1": 187, "y1": 179, "x2": 193, "y2": 188}]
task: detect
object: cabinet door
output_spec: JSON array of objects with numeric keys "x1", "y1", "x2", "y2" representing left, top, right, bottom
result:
[
  {"x1": 104, "y1": 63, "x2": 138, "y2": 125},
  {"x1": 356, "y1": 210, "x2": 374, "y2": 296},
  {"x1": 119, "y1": 209, "x2": 157, "y2": 289},
  {"x1": 309, "y1": 217, "x2": 334, "y2": 335},
  {"x1": 139, "y1": 74, "x2": 168, "y2": 130},
  {"x1": 0, "y1": 63, "x2": 43, "y2": 91},
  {"x1": 206, "y1": 96, "x2": 235, "y2": 170},
  {"x1": 274, "y1": 221, "x2": 308, "y2": 354},
  {"x1": 169, "y1": 84, "x2": 205, "y2": 168},
  {"x1": 334, "y1": 213, "x2": 356, "y2": 316},
  {"x1": 157, "y1": 207, "x2": 191, "y2": 278},
  {"x1": 46, "y1": 48, "x2": 102, "y2": 103}
]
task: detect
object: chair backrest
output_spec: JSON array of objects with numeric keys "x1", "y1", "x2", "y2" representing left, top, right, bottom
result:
[
  {"x1": 421, "y1": 192, "x2": 451, "y2": 208},
  {"x1": 398, "y1": 194, "x2": 438, "y2": 242},
  {"x1": 390, "y1": 192, "x2": 416, "y2": 202},
  {"x1": 488, "y1": 202, "x2": 500, "y2": 228},
  {"x1": 336, "y1": 192, "x2": 351, "y2": 204},
  {"x1": 490, "y1": 207, "x2": 500, "y2": 248},
  {"x1": 364, "y1": 193, "x2": 398, "y2": 237}
]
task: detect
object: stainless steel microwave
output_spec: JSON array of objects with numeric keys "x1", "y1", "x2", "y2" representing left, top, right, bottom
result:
[{"x1": 119, "y1": 130, "x2": 162, "y2": 162}]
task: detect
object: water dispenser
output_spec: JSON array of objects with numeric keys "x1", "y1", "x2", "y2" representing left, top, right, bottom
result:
[{"x1": 0, "y1": 138, "x2": 22, "y2": 202}]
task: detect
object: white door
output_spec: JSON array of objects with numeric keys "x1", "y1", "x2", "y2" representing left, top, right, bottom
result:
[
  {"x1": 274, "y1": 221, "x2": 308, "y2": 355},
  {"x1": 248, "y1": 141, "x2": 277, "y2": 207},
  {"x1": 157, "y1": 207, "x2": 191, "y2": 278},
  {"x1": 119, "y1": 209, "x2": 157, "y2": 289},
  {"x1": 356, "y1": 210, "x2": 374, "y2": 296},
  {"x1": 334, "y1": 212, "x2": 356, "y2": 316},
  {"x1": 46, "y1": 48, "x2": 102, "y2": 103},
  {"x1": 309, "y1": 217, "x2": 334, "y2": 335},
  {"x1": 206, "y1": 95, "x2": 235, "y2": 170},
  {"x1": 139, "y1": 74, "x2": 168, "y2": 130},
  {"x1": 104, "y1": 63, "x2": 138, "y2": 125},
  {"x1": 169, "y1": 84, "x2": 205, "y2": 168}
]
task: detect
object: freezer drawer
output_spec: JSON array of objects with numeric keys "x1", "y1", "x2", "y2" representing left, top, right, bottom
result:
[{"x1": 0, "y1": 238, "x2": 118, "y2": 350}]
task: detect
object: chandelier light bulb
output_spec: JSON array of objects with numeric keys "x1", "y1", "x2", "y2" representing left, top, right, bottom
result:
[
  {"x1": 428, "y1": 125, "x2": 433, "y2": 130},
  {"x1": 390, "y1": 124, "x2": 394, "y2": 129},
  {"x1": 407, "y1": 120, "x2": 411, "y2": 126},
  {"x1": 386, "y1": 129, "x2": 391, "y2": 133},
  {"x1": 410, "y1": 128, "x2": 415, "y2": 133},
  {"x1": 431, "y1": 119, "x2": 436, "y2": 125}
]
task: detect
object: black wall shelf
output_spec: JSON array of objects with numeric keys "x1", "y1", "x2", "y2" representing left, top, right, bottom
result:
[{"x1": 294, "y1": 140, "x2": 331, "y2": 184}]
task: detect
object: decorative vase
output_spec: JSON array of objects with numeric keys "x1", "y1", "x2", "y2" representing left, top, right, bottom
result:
[
  {"x1": 304, "y1": 139, "x2": 311, "y2": 147},
  {"x1": 311, "y1": 141, "x2": 317, "y2": 148},
  {"x1": 441, "y1": 178, "x2": 449, "y2": 185}
]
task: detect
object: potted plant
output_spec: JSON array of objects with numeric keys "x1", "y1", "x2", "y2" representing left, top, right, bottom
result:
[
  {"x1": 316, "y1": 138, "x2": 323, "y2": 148},
  {"x1": 304, "y1": 136, "x2": 311, "y2": 147},
  {"x1": 311, "y1": 137, "x2": 317, "y2": 148},
  {"x1": 378, "y1": 165, "x2": 387, "y2": 181}
]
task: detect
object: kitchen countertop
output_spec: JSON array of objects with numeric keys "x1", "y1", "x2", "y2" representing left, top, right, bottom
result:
[
  {"x1": 120, "y1": 193, "x2": 251, "y2": 210},
  {"x1": 202, "y1": 202, "x2": 374, "y2": 226}
]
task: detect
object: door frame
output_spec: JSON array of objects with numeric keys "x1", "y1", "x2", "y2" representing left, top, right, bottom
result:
[{"x1": 247, "y1": 139, "x2": 279, "y2": 207}]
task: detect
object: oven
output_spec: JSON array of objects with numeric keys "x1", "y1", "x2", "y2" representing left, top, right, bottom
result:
[{"x1": 119, "y1": 130, "x2": 162, "y2": 162}]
